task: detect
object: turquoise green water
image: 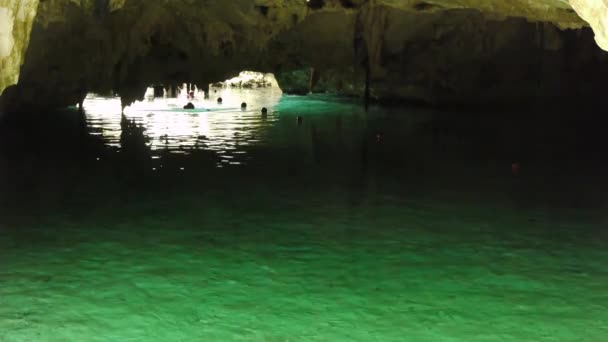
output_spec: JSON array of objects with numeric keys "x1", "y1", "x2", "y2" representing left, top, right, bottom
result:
[{"x1": 0, "y1": 90, "x2": 607, "y2": 341}]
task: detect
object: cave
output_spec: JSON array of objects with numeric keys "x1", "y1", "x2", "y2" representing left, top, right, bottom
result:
[
  {"x1": 1, "y1": 1, "x2": 608, "y2": 340},
  {"x1": 0, "y1": 0, "x2": 607, "y2": 113}
]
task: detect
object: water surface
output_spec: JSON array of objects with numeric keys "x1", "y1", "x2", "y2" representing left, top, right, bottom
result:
[{"x1": 0, "y1": 89, "x2": 607, "y2": 341}]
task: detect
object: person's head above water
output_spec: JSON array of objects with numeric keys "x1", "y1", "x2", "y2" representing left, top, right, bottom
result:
[
  {"x1": 261, "y1": 107, "x2": 268, "y2": 114},
  {"x1": 217, "y1": 97, "x2": 223, "y2": 104},
  {"x1": 183, "y1": 102, "x2": 194, "y2": 109},
  {"x1": 241, "y1": 102, "x2": 247, "y2": 109}
]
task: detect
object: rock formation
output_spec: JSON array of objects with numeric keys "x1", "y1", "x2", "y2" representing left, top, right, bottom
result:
[
  {"x1": 0, "y1": 0, "x2": 39, "y2": 96},
  {"x1": 569, "y1": 0, "x2": 608, "y2": 50},
  {"x1": 0, "y1": 0, "x2": 607, "y2": 114}
]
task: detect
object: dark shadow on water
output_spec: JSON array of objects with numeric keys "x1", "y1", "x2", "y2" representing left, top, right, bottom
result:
[{"x1": 0, "y1": 99, "x2": 607, "y2": 226}]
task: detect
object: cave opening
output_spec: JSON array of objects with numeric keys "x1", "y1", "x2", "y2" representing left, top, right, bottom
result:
[
  {"x1": 139, "y1": 71, "x2": 281, "y2": 101},
  {"x1": 79, "y1": 70, "x2": 284, "y2": 159},
  {"x1": 80, "y1": 71, "x2": 282, "y2": 125}
]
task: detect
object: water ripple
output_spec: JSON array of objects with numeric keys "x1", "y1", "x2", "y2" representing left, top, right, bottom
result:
[{"x1": 84, "y1": 88, "x2": 282, "y2": 166}]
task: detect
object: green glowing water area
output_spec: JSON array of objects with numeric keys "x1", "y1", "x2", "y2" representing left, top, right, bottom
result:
[{"x1": 0, "y1": 89, "x2": 607, "y2": 341}]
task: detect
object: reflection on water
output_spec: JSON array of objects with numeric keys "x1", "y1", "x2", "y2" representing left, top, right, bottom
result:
[
  {"x1": 84, "y1": 88, "x2": 282, "y2": 166},
  {"x1": 1, "y1": 89, "x2": 606, "y2": 214},
  {"x1": 2, "y1": 89, "x2": 608, "y2": 342}
]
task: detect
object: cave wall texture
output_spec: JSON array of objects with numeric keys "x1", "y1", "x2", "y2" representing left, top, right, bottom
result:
[
  {"x1": 0, "y1": 0, "x2": 607, "y2": 113},
  {"x1": 0, "y1": 0, "x2": 39, "y2": 97}
]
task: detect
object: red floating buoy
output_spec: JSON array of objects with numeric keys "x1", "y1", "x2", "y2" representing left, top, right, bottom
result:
[{"x1": 511, "y1": 162, "x2": 520, "y2": 176}]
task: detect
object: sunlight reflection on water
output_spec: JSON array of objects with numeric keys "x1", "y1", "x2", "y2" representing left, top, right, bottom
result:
[{"x1": 84, "y1": 87, "x2": 283, "y2": 166}]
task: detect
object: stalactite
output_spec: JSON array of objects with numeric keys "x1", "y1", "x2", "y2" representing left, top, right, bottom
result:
[
  {"x1": 94, "y1": 0, "x2": 109, "y2": 19},
  {"x1": 354, "y1": 1, "x2": 389, "y2": 104},
  {"x1": 536, "y1": 22, "x2": 545, "y2": 91}
]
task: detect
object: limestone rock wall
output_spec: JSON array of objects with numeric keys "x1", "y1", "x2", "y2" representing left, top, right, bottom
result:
[
  {"x1": 569, "y1": 0, "x2": 608, "y2": 50},
  {"x1": 1, "y1": 0, "x2": 309, "y2": 111},
  {"x1": 0, "y1": 0, "x2": 39, "y2": 94},
  {"x1": 0, "y1": 0, "x2": 607, "y2": 113},
  {"x1": 271, "y1": 6, "x2": 608, "y2": 104}
]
